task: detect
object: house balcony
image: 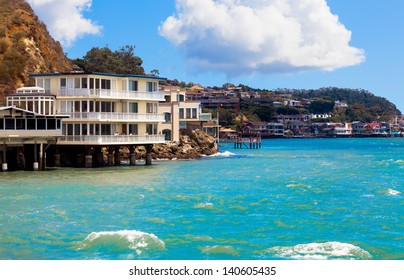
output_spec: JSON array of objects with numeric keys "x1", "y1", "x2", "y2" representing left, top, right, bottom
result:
[
  {"x1": 58, "y1": 112, "x2": 165, "y2": 123},
  {"x1": 199, "y1": 113, "x2": 212, "y2": 121},
  {"x1": 57, "y1": 134, "x2": 166, "y2": 145},
  {"x1": 57, "y1": 89, "x2": 165, "y2": 101}
]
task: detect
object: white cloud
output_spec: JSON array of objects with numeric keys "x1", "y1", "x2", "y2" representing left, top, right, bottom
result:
[
  {"x1": 159, "y1": 0, "x2": 365, "y2": 75},
  {"x1": 27, "y1": 0, "x2": 102, "y2": 47}
]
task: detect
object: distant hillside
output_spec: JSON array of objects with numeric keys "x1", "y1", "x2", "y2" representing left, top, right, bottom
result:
[
  {"x1": 0, "y1": 0, "x2": 72, "y2": 102},
  {"x1": 275, "y1": 87, "x2": 401, "y2": 118}
]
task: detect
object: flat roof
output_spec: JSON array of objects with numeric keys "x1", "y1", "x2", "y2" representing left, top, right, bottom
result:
[{"x1": 29, "y1": 72, "x2": 167, "y2": 81}]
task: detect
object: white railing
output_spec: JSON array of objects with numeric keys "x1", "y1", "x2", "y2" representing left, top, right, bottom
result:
[
  {"x1": 58, "y1": 112, "x2": 165, "y2": 122},
  {"x1": 58, "y1": 134, "x2": 165, "y2": 145},
  {"x1": 58, "y1": 89, "x2": 165, "y2": 101}
]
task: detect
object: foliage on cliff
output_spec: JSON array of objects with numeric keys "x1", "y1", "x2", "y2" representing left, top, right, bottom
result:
[
  {"x1": 0, "y1": 0, "x2": 72, "y2": 101},
  {"x1": 71, "y1": 45, "x2": 145, "y2": 75}
]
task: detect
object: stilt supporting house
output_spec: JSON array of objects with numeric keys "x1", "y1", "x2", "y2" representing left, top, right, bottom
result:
[
  {"x1": 130, "y1": 145, "x2": 137, "y2": 166},
  {"x1": 145, "y1": 144, "x2": 153, "y2": 165}
]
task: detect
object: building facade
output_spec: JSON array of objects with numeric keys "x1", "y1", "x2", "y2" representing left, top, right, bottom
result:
[{"x1": 8, "y1": 72, "x2": 168, "y2": 167}]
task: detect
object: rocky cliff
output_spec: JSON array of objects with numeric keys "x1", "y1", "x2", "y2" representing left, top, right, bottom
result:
[
  {"x1": 0, "y1": 0, "x2": 72, "y2": 101},
  {"x1": 130, "y1": 129, "x2": 218, "y2": 160}
]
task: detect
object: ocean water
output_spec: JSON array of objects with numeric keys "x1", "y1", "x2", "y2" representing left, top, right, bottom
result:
[{"x1": 0, "y1": 138, "x2": 403, "y2": 260}]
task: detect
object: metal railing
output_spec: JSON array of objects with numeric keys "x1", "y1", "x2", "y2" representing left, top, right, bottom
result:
[
  {"x1": 58, "y1": 112, "x2": 165, "y2": 122},
  {"x1": 58, "y1": 134, "x2": 166, "y2": 145},
  {"x1": 58, "y1": 89, "x2": 165, "y2": 101}
]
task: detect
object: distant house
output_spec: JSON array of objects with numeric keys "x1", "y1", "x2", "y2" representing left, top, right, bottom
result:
[
  {"x1": 367, "y1": 122, "x2": 390, "y2": 135},
  {"x1": 242, "y1": 121, "x2": 284, "y2": 137},
  {"x1": 352, "y1": 121, "x2": 369, "y2": 136},
  {"x1": 200, "y1": 98, "x2": 240, "y2": 111},
  {"x1": 283, "y1": 100, "x2": 302, "y2": 107},
  {"x1": 309, "y1": 113, "x2": 332, "y2": 120},
  {"x1": 334, "y1": 100, "x2": 348, "y2": 109},
  {"x1": 277, "y1": 115, "x2": 309, "y2": 123}
]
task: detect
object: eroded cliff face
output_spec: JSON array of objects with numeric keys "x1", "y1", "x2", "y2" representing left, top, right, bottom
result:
[{"x1": 0, "y1": 0, "x2": 72, "y2": 101}]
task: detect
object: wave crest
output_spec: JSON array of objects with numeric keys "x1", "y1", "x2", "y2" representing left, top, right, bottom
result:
[
  {"x1": 209, "y1": 151, "x2": 235, "y2": 157},
  {"x1": 78, "y1": 230, "x2": 165, "y2": 255},
  {"x1": 265, "y1": 242, "x2": 372, "y2": 260}
]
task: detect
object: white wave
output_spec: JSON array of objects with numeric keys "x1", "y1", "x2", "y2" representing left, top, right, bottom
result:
[
  {"x1": 78, "y1": 230, "x2": 165, "y2": 255},
  {"x1": 193, "y1": 202, "x2": 214, "y2": 209},
  {"x1": 265, "y1": 242, "x2": 372, "y2": 260},
  {"x1": 388, "y1": 189, "x2": 401, "y2": 196},
  {"x1": 209, "y1": 151, "x2": 235, "y2": 157}
]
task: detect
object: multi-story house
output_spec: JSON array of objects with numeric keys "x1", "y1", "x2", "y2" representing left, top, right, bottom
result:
[
  {"x1": 159, "y1": 86, "x2": 216, "y2": 141},
  {"x1": 8, "y1": 72, "x2": 167, "y2": 167}
]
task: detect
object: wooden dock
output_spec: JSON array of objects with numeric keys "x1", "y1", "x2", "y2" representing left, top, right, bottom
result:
[{"x1": 233, "y1": 133, "x2": 262, "y2": 149}]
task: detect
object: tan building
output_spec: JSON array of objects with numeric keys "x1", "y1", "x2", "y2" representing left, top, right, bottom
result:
[
  {"x1": 7, "y1": 72, "x2": 168, "y2": 167},
  {"x1": 159, "y1": 86, "x2": 216, "y2": 141}
]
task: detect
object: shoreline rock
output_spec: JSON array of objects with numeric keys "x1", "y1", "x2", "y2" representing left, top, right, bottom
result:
[{"x1": 122, "y1": 129, "x2": 218, "y2": 160}]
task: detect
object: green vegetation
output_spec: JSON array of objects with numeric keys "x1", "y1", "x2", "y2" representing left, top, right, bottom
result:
[{"x1": 71, "y1": 45, "x2": 145, "y2": 75}]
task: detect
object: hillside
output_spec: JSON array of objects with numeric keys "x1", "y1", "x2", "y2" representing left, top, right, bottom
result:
[
  {"x1": 0, "y1": 0, "x2": 72, "y2": 102},
  {"x1": 273, "y1": 87, "x2": 401, "y2": 120}
]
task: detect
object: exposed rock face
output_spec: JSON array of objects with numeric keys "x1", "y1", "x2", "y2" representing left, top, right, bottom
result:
[
  {"x1": 136, "y1": 129, "x2": 218, "y2": 160},
  {"x1": 0, "y1": 0, "x2": 72, "y2": 100}
]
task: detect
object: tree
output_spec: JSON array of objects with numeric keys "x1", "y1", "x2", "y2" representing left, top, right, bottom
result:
[
  {"x1": 308, "y1": 99, "x2": 334, "y2": 114},
  {"x1": 253, "y1": 105, "x2": 276, "y2": 121},
  {"x1": 71, "y1": 45, "x2": 145, "y2": 75},
  {"x1": 150, "y1": 69, "x2": 160, "y2": 76},
  {"x1": 277, "y1": 106, "x2": 300, "y2": 115}
]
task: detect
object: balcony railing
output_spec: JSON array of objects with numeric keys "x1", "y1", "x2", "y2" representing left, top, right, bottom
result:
[
  {"x1": 58, "y1": 89, "x2": 165, "y2": 101},
  {"x1": 58, "y1": 112, "x2": 165, "y2": 122},
  {"x1": 57, "y1": 134, "x2": 166, "y2": 145},
  {"x1": 199, "y1": 113, "x2": 212, "y2": 121}
]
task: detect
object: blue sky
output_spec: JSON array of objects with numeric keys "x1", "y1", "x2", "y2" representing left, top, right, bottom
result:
[{"x1": 28, "y1": 0, "x2": 403, "y2": 112}]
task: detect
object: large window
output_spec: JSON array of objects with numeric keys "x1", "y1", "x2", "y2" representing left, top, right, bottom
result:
[
  {"x1": 146, "y1": 82, "x2": 157, "y2": 92},
  {"x1": 146, "y1": 103, "x2": 158, "y2": 113},
  {"x1": 164, "y1": 112, "x2": 171, "y2": 123},
  {"x1": 37, "y1": 78, "x2": 51, "y2": 92},
  {"x1": 129, "y1": 80, "x2": 138, "y2": 91},
  {"x1": 146, "y1": 124, "x2": 158, "y2": 135},
  {"x1": 101, "y1": 79, "x2": 111, "y2": 90},
  {"x1": 179, "y1": 108, "x2": 184, "y2": 119},
  {"x1": 128, "y1": 102, "x2": 138, "y2": 113},
  {"x1": 186, "y1": 108, "x2": 191, "y2": 119},
  {"x1": 101, "y1": 102, "x2": 115, "y2": 112},
  {"x1": 128, "y1": 124, "x2": 138, "y2": 135},
  {"x1": 101, "y1": 124, "x2": 111, "y2": 135}
]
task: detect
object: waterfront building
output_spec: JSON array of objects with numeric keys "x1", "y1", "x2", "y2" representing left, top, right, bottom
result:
[
  {"x1": 8, "y1": 72, "x2": 167, "y2": 167},
  {"x1": 159, "y1": 86, "x2": 217, "y2": 141},
  {"x1": 0, "y1": 98, "x2": 67, "y2": 171}
]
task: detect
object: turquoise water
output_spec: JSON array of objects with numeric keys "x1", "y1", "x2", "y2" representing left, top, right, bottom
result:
[{"x1": 0, "y1": 138, "x2": 403, "y2": 260}]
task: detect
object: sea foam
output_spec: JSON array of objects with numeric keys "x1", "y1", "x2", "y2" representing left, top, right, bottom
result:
[
  {"x1": 388, "y1": 189, "x2": 401, "y2": 196},
  {"x1": 265, "y1": 242, "x2": 372, "y2": 260},
  {"x1": 78, "y1": 230, "x2": 165, "y2": 255},
  {"x1": 209, "y1": 151, "x2": 235, "y2": 157}
]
